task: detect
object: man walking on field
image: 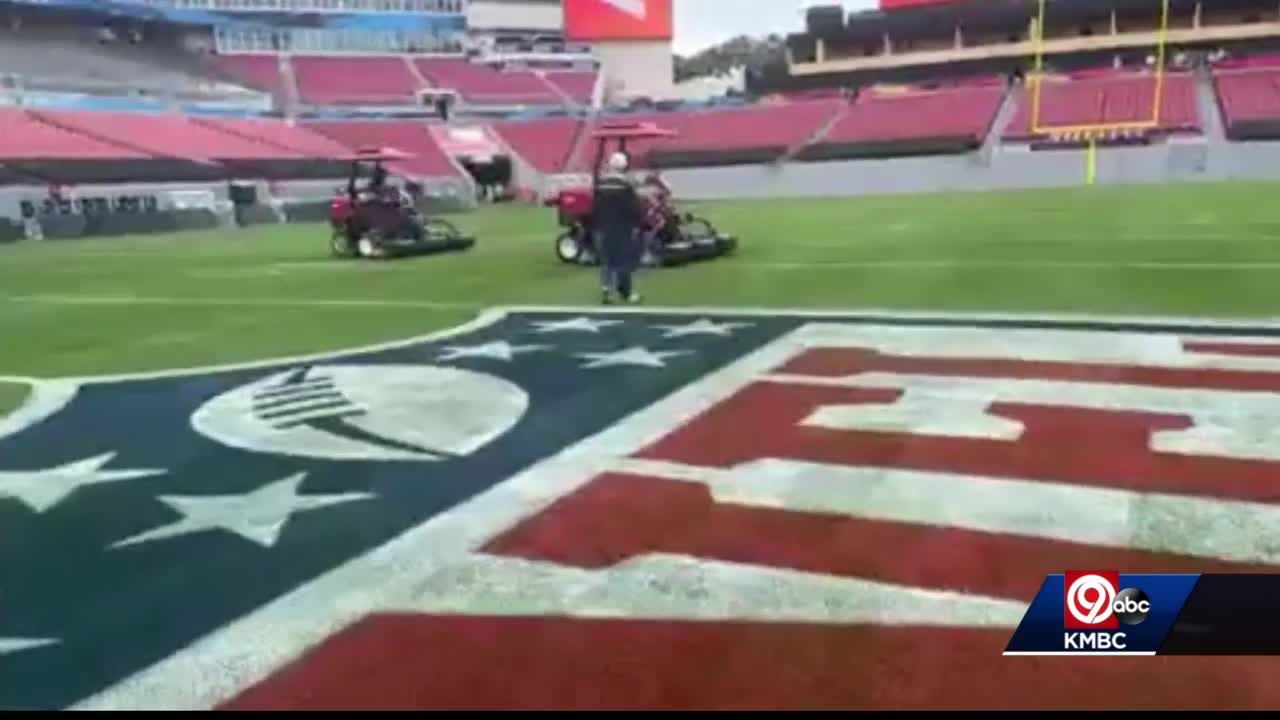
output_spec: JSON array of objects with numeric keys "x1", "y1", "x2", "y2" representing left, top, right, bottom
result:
[{"x1": 593, "y1": 151, "x2": 645, "y2": 305}]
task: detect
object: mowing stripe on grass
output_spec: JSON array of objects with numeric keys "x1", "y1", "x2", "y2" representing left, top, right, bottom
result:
[
  {"x1": 738, "y1": 260, "x2": 1280, "y2": 270},
  {"x1": 6, "y1": 294, "x2": 486, "y2": 311}
]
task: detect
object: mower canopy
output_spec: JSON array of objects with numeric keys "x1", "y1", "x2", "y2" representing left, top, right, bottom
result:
[
  {"x1": 551, "y1": 122, "x2": 738, "y2": 268},
  {"x1": 328, "y1": 146, "x2": 476, "y2": 260}
]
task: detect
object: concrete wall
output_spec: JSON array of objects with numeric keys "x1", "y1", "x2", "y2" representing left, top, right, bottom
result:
[{"x1": 662, "y1": 138, "x2": 1280, "y2": 201}]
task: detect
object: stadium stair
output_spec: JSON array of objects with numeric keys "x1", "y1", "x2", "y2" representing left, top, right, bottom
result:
[
  {"x1": 535, "y1": 71, "x2": 577, "y2": 109},
  {"x1": 1194, "y1": 64, "x2": 1227, "y2": 142},
  {"x1": 405, "y1": 56, "x2": 433, "y2": 94},
  {"x1": 280, "y1": 54, "x2": 301, "y2": 112},
  {"x1": 777, "y1": 98, "x2": 852, "y2": 164},
  {"x1": 979, "y1": 83, "x2": 1020, "y2": 161}
]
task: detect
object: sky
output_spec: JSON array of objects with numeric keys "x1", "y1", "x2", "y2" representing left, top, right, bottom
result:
[{"x1": 673, "y1": 0, "x2": 877, "y2": 55}]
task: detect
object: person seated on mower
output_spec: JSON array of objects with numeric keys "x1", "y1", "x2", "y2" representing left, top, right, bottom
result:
[{"x1": 639, "y1": 171, "x2": 678, "y2": 247}]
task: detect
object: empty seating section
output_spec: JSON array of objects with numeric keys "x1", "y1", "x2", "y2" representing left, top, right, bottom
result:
[
  {"x1": 1005, "y1": 73, "x2": 1199, "y2": 138},
  {"x1": 606, "y1": 101, "x2": 846, "y2": 162},
  {"x1": 544, "y1": 71, "x2": 596, "y2": 104},
  {"x1": 292, "y1": 56, "x2": 422, "y2": 104},
  {"x1": 305, "y1": 121, "x2": 460, "y2": 177},
  {"x1": 823, "y1": 87, "x2": 1004, "y2": 144},
  {"x1": 0, "y1": 109, "x2": 144, "y2": 159},
  {"x1": 494, "y1": 118, "x2": 585, "y2": 173},
  {"x1": 215, "y1": 54, "x2": 286, "y2": 95},
  {"x1": 416, "y1": 59, "x2": 557, "y2": 104},
  {"x1": 192, "y1": 117, "x2": 353, "y2": 157},
  {"x1": 0, "y1": 26, "x2": 237, "y2": 94},
  {"x1": 1215, "y1": 70, "x2": 1280, "y2": 126},
  {"x1": 34, "y1": 111, "x2": 304, "y2": 161}
]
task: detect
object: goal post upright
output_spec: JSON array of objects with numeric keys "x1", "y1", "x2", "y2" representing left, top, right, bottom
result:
[{"x1": 1028, "y1": 0, "x2": 1172, "y2": 185}]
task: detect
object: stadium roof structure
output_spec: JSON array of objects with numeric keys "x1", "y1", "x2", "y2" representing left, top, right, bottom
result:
[{"x1": 808, "y1": 0, "x2": 1267, "y2": 40}]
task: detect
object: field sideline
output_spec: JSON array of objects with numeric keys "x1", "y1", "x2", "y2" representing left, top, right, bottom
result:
[{"x1": 5, "y1": 181, "x2": 1280, "y2": 389}]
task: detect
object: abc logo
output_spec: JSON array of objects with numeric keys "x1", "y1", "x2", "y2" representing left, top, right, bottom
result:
[
  {"x1": 1113, "y1": 588, "x2": 1151, "y2": 626},
  {"x1": 1065, "y1": 573, "x2": 1151, "y2": 628}
]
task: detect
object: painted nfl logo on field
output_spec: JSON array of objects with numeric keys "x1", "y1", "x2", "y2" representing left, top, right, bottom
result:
[{"x1": 6, "y1": 308, "x2": 1280, "y2": 709}]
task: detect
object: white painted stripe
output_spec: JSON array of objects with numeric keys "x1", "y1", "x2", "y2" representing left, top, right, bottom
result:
[
  {"x1": 0, "y1": 379, "x2": 79, "y2": 443},
  {"x1": 611, "y1": 458, "x2": 1280, "y2": 566},
  {"x1": 6, "y1": 294, "x2": 483, "y2": 312},
  {"x1": 737, "y1": 260, "x2": 1280, "y2": 271},
  {"x1": 768, "y1": 371, "x2": 1280, "y2": 463},
  {"x1": 781, "y1": 322, "x2": 1280, "y2": 372},
  {"x1": 389, "y1": 554, "x2": 1025, "y2": 627}
]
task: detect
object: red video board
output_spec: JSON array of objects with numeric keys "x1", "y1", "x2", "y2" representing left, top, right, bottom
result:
[
  {"x1": 880, "y1": 0, "x2": 959, "y2": 8},
  {"x1": 564, "y1": 0, "x2": 673, "y2": 41}
]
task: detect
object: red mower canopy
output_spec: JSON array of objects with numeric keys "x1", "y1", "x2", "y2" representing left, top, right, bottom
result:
[{"x1": 591, "y1": 122, "x2": 678, "y2": 141}]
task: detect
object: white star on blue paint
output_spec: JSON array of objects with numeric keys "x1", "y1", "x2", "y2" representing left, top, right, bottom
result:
[
  {"x1": 654, "y1": 319, "x2": 753, "y2": 338},
  {"x1": 575, "y1": 346, "x2": 691, "y2": 369},
  {"x1": 112, "y1": 473, "x2": 374, "y2": 549},
  {"x1": 531, "y1": 317, "x2": 623, "y2": 334},
  {"x1": 0, "y1": 637, "x2": 57, "y2": 656},
  {"x1": 438, "y1": 341, "x2": 551, "y2": 362},
  {"x1": 0, "y1": 452, "x2": 166, "y2": 513}
]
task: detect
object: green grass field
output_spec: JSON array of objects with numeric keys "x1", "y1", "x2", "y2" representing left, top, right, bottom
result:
[{"x1": 5, "y1": 181, "x2": 1280, "y2": 388}]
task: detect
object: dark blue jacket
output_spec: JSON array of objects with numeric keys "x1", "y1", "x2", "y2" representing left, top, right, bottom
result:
[{"x1": 593, "y1": 173, "x2": 644, "y2": 269}]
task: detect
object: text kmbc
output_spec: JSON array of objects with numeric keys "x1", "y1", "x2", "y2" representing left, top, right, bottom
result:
[{"x1": 1064, "y1": 571, "x2": 1151, "y2": 629}]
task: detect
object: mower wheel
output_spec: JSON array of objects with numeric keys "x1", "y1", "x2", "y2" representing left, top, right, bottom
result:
[{"x1": 556, "y1": 231, "x2": 583, "y2": 264}]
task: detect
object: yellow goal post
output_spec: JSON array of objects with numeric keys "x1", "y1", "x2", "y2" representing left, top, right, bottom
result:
[{"x1": 1027, "y1": 0, "x2": 1172, "y2": 183}]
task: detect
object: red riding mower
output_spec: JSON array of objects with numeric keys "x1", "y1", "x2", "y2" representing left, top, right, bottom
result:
[
  {"x1": 550, "y1": 123, "x2": 738, "y2": 267},
  {"x1": 330, "y1": 147, "x2": 475, "y2": 260}
]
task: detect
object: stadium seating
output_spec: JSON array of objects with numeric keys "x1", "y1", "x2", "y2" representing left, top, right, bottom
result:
[
  {"x1": 35, "y1": 111, "x2": 306, "y2": 162},
  {"x1": 821, "y1": 86, "x2": 1005, "y2": 145},
  {"x1": 189, "y1": 116, "x2": 353, "y2": 158},
  {"x1": 304, "y1": 120, "x2": 461, "y2": 177},
  {"x1": 415, "y1": 59, "x2": 559, "y2": 104},
  {"x1": 1004, "y1": 72, "x2": 1200, "y2": 139},
  {"x1": 1214, "y1": 70, "x2": 1280, "y2": 125},
  {"x1": 606, "y1": 100, "x2": 847, "y2": 166},
  {"x1": 292, "y1": 56, "x2": 423, "y2": 105},
  {"x1": 0, "y1": 109, "x2": 146, "y2": 160},
  {"x1": 493, "y1": 117, "x2": 587, "y2": 173},
  {"x1": 0, "y1": 25, "x2": 240, "y2": 95},
  {"x1": 214, "y1": 54, "x2": 288, "y2": 96}
]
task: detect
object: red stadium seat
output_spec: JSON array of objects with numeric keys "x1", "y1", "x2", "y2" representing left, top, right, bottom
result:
[
  {"x1": 292, "y1": 56, "x2": 424, "y2": 105},
  {"x1": 493, "y1": 117, "x2": 587, "y2": 173},
  {"x1": 1214, "y1": 69, "x2": 1280, "y2": 127},
  {"x1": 304, "y1": 120, "x2": 461, "y2": 177},
  {"x1": 0, "y1": 109, "x2": 146, "y2": 159},
  {"x1": 822, "y1": 86, "x2": 1005, "y2": 144},
  {"x1": 1004, "y1": 72, "x2": 1200, "y2": 139},
  {"x1": 415, "y1": 59, "x2": 559, "y2": 104}
]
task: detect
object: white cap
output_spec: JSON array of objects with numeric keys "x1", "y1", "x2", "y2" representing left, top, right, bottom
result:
[{"x1": 607, "y1": 151, "x2": 630, "y2": 174}]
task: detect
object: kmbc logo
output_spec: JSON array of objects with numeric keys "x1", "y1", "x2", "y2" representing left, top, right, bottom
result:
[{"x1": 1064, "y1": 571, "x2": 1152, "y2": 629}]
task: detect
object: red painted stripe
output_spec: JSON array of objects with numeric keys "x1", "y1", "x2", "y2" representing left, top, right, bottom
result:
[
  {"x1": 1184, "y1": 341, "x2": 1280, "y2": 358},
  {"x1": 777, "y1": 347, "x2": 1280, "y2": 392},
  {"x1": 482, "y1": 473, "x2": 1266, "y2": 601},
  {"x1": 636, "y1": 381, "x2": 1280, "y2": 503},
  {"x1": 223, "y1": 613, "x2": 1280, "y2": 710}
]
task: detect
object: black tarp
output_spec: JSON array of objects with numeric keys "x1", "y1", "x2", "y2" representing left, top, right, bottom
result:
[
  {"x1": 0, "y1": 218, "x2": 24, "y2": 243},
  {"x1": 647, "y1": 146, "x2": 788, "y2": 169},
  {"x1": 795, "y1": 135, "x2": 980, "y2": 162},
  {"x1": 1225, "y1": 119, "x2": 1280, "y2": 141}
]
